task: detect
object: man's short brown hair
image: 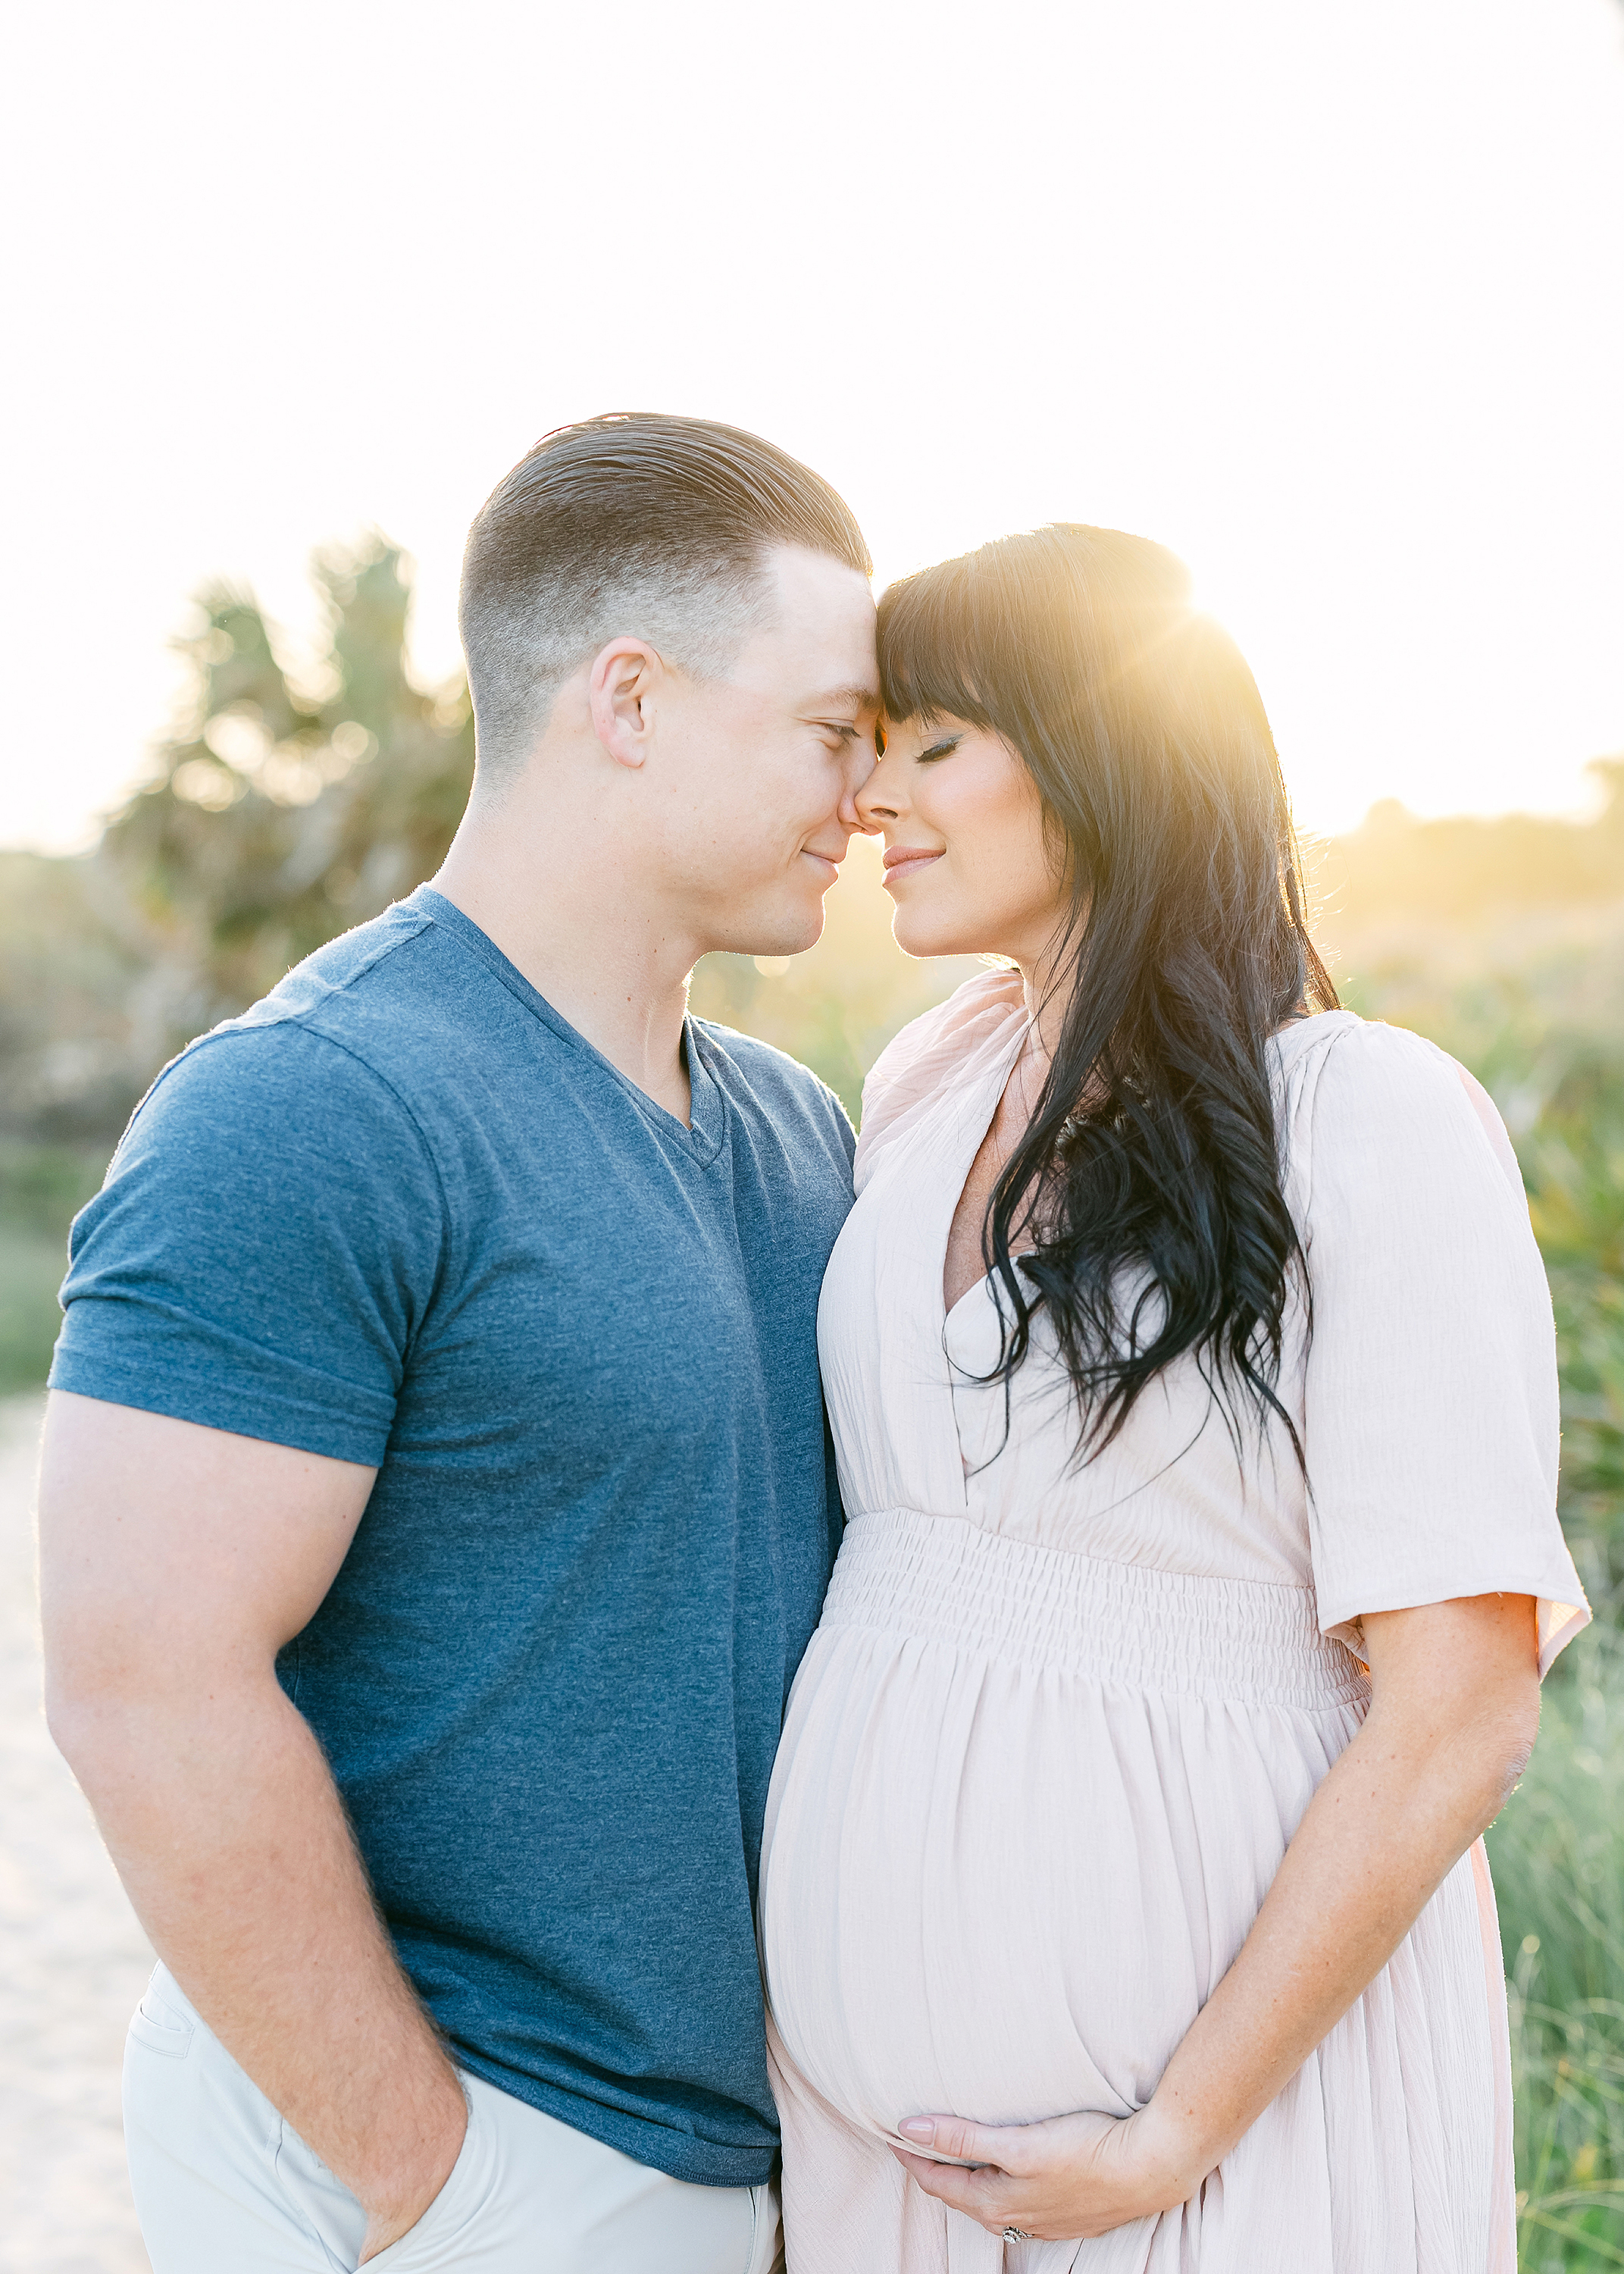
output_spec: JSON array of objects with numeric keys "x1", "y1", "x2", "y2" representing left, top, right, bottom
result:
[{"x1": 458, "y1": 412, "x2": 872, "y2": 781}]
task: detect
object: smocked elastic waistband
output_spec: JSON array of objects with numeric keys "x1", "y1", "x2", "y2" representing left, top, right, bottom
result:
[{"x1": 820, "y1": 1507, "x2": 1369, "y2": 1709}]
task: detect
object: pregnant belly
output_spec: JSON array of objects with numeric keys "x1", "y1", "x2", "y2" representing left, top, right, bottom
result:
[{"x1": 759, "y1": 1511, "x2": 1369, "y2": 2143}]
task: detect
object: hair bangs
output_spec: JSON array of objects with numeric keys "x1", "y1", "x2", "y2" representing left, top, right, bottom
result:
[{"x1": 876, "y1": 556, "x2": 1000, "y2": 732}]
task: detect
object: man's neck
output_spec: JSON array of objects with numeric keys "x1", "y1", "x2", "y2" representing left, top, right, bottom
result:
[{"x1": 430, "y1": 799, "x2": 697, "y2": 1126}]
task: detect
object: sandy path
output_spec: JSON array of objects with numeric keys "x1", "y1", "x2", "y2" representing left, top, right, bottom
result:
[{"x1": 0, "y1": 1392, "x2": 154, "y2": 2272}]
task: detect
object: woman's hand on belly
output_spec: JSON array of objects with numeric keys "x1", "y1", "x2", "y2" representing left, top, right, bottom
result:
[
  {"x1": 897, "y1": 1593, "x2": 1544, "y2": 2242},
  {"x1": 891, "y1": 2103, "x2": 1200, "y2": 2243}
]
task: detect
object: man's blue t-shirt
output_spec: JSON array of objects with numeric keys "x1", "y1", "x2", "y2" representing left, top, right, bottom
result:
[{"x1": 51, "y1": 886, "x2": 855, "y2": 2188}]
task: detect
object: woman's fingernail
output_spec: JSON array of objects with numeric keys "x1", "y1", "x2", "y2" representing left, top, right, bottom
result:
[{"x1": 898, "y1": 2118, "x2": 935, "y2": 2142}]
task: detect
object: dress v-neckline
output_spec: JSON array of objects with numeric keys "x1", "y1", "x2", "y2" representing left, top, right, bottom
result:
[
  {"x1": 937, "y1": 1008, "x2": 1355, "y2": 1328},
  {"x1": 938, "y1": 1007, "x2": 1036, "y2": 1329}
]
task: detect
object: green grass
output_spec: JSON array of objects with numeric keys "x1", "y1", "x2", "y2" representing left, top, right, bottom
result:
[
  {"x1": 0, "y1": 1141, "x2": 109, "y2": 1392},
  {"x1": 1341, "y1": 941, "x2": 1624, "y2": 2266},
  {"x1": 0, "y1": 1220, "x2": 72, "y2": 1392},
  {"x1": 1509, "y1": 1983, "x2": 1624, "y2": 2269},
  {"x1": 1491, "y1": 1628, "x2": 1624, "y2": 2266}
]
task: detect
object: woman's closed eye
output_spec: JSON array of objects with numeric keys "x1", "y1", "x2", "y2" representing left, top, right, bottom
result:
[{"x1": 918, "y1": 735, "x2": 962, "y2": 765}]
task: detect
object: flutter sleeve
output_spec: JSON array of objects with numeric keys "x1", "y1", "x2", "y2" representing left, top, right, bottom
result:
[{"x1": 1298, "y1": 1020, "x2": 1589, "y2": 1674}]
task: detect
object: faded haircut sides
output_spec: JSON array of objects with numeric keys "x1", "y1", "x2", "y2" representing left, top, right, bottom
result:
[{"x1": 458, "y1": 412, "x2": 873, "y2": 785}]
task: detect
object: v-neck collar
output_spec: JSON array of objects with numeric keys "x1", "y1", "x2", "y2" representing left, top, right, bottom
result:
[
  {"x1": 405, "y1": 887, "x2": 725, "y2": 1165},
  {"x1": 937, "y1": 1004, "x2": 1035, "y2": 1328}
]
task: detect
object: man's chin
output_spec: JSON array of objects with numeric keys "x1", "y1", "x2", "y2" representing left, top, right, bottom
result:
[{"x1": 710, "y1": 899, "x2": 826, "y2": 963}]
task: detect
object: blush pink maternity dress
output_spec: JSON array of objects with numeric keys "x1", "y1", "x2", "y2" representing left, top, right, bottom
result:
[{"x1": 760, "y1": 975, "x2": 1589, "y2": 2274}]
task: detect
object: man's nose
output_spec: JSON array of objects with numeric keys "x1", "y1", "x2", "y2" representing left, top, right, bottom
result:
[
  {"x1": 839, "y1": 744, "x2": 881, "y2": 832},
  {"x1": 853, "y1": 750, "x2": 904, "y2": 832}
]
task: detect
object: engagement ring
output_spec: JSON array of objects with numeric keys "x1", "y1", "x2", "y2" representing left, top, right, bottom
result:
[{"x1": 1002, "y1": 2229, "x2": 1033, "y2": 2245}]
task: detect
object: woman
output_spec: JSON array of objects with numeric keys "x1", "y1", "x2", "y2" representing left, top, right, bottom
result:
[{"x1": 759, "y1": 526, "x2": 1588, "y2": 2272}]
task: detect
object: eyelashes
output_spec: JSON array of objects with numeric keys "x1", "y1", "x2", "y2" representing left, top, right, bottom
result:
[{"x1": 918, "y1": 735, "x2": 962, "y2": 764}]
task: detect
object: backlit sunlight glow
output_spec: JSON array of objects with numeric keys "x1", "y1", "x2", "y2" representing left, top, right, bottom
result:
[{"x1": 2, "y1": 0, "x2": 1621, "y2": 853}]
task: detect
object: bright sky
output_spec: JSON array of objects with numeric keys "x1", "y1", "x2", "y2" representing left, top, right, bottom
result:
[{"x1": 3, "y1": 0, "x2": 1621, "y2": 854}]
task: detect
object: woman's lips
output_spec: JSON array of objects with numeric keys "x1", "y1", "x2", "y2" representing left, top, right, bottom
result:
[{"x1": 881, "y1": 848, "x2": 944, "y2": 892}]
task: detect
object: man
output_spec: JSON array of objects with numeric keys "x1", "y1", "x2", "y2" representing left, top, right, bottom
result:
[{"x1": 39, "y1": 414, "x2": 879, "y2": 2272}]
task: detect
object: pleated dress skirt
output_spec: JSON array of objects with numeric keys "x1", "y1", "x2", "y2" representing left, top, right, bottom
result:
[{"x1": 760, "y1": 1508, "x2": 1513, "y2": 2274}]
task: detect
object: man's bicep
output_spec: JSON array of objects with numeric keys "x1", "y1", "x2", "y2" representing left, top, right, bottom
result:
[
  {"x1": 39, "y1": 1392, "x2": 377, "y2": 1696},
  {"x1": 52, "y1": 1023, "x2": 446, "y2": 1469}
]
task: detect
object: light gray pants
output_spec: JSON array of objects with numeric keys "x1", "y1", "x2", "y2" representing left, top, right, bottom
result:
[{"x1": 124, "y1": 1966, "x2": 780, "y2": 2273}]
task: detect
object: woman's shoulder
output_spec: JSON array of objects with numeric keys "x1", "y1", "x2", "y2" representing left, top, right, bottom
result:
[
  {"x1": 865, "y1": 966, "x2": 1025, "y2": 1101},
  {"x1": 1275, "y1": 1010, "x2": 1525, "y2": 1208},
  {"x1": 855, "y1": 968, "x2": 1025, "y2": 1189}
]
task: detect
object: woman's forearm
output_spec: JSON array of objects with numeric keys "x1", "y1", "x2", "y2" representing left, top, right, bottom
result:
[{"x1": 1144, "y1": 1593, "x2": 1540, "y2": 2177}]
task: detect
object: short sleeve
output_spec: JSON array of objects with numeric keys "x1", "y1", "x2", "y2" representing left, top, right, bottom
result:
[
  {"x1": 1299, "y1": 1021, "x2": 1589, "y2": 1675},
  {"x1": 50, "y1": 1020, "x2": 447, "y2": 1466}
]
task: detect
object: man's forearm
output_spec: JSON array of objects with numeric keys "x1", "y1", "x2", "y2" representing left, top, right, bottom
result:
[{"x1": 59, "y1": 1676, "x2": 465, "y2": 2244}]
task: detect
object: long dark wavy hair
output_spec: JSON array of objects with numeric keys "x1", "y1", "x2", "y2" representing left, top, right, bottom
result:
[{"x1": 877, "y1": 525, "x2": 1338, "y2": 1462}]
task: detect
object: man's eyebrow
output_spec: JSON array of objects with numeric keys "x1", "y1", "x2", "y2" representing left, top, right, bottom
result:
[{"x1": 804, "y1": 684, "x2": 881, "y2": 714}]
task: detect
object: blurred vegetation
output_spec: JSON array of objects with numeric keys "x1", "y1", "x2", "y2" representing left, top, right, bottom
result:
[
  {"x1": 2, "y1": 539, "x2": 1620, "y2": 2260},
  {"x1": 98, "y1": 540, "x2": 475, "y2": 1052},
  {"x1": 0, "y1": 538, "x2": 474, "y2": 1384},
  {"x1": 1313, "y1": 828, "x2": 1624, "y2": 2263}
]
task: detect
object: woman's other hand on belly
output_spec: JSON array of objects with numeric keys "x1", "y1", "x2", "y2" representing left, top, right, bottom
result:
[{"x1": 890, "y1": 2103, "x2": 1200, "y2": 2242}]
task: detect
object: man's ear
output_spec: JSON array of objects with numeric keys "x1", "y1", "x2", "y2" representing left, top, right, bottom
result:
[{"x1": 587, "y1": 637, "x2": 663, "y2": 770}]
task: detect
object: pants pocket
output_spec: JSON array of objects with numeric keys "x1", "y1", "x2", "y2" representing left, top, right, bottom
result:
[
  {"x1": 128, "y1": 1982, "x2": 196, "y2": 2061},
  {"x1": 351, "y1": 2082, "x2": 493, "y2": 2273}
]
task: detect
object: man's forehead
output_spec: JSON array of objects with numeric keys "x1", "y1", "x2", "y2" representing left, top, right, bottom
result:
[
  {"x1": 762, "y1": 544, "x2": 874, "y2": 630},
  {"x1": 737, "y1": 548, "x2": 878, "y2": 705}
]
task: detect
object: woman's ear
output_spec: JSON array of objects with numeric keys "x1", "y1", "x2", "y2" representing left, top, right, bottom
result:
[{"x1": 588, "y1": 637, "x2": 663, "y2": 770}]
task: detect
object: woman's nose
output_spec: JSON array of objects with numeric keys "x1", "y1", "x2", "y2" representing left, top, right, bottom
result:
[{"x1": 856, "y1": 764, "x2": 905, "y2": 830}]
